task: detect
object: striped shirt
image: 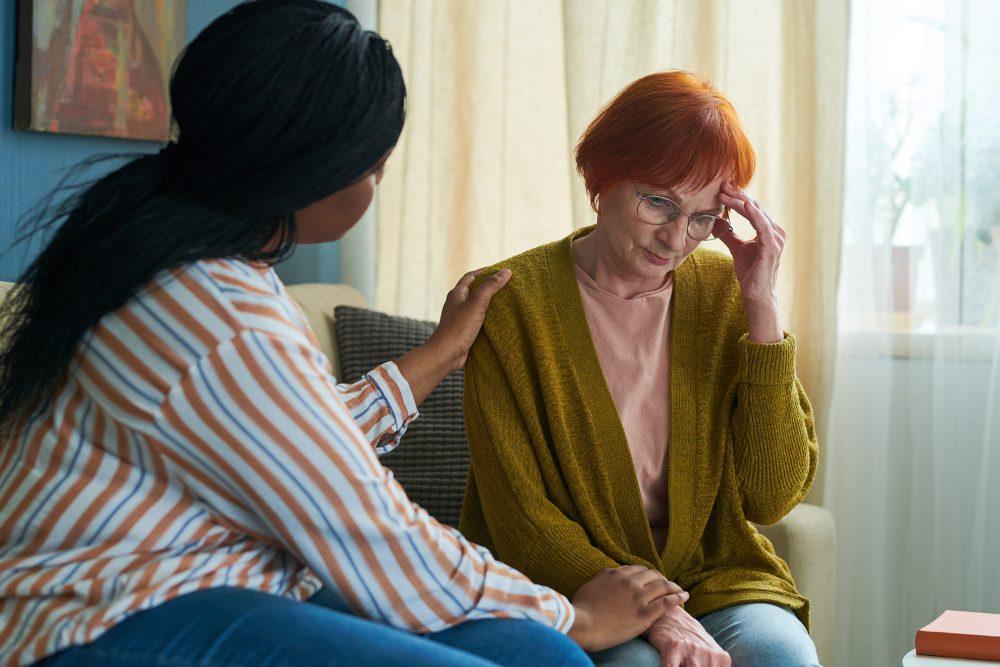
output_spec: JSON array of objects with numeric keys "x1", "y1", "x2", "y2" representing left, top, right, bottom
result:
[{"x1": 0, "y1": 259, "x2": 573, "y2": 666}]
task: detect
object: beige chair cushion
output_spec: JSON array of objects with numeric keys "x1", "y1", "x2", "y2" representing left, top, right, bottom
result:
[
  {"x1": 285, "y1": 283, "x2": 366, "y2": 377},
  {"x1": 758, "y1": 503, "x2": 836, "y2": 665}
]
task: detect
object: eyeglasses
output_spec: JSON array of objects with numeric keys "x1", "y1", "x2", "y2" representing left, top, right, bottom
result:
[{"x1": 633, "y1": 184, "x2": 732, "y2": 242}]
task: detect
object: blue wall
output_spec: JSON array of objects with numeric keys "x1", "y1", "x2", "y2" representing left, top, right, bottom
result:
[{"x1": 1, "y1": 0, "x2": 340, "y2": 284}]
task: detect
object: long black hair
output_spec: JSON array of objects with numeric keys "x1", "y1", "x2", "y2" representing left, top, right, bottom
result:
[{"x1": 0, "y1": 0, "x2": 405, "y2": 427}]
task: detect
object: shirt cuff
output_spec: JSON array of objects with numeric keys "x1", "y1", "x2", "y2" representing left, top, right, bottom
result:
[
  {"x1": 544, "y1": 588, "x2": 576, "y2": 634},
  {"x1": 366, "y1": 361, "x2": 419, "y2": 455},
  {"x1": 737, "y1": 332, "x2": 797, "y2": 385}
]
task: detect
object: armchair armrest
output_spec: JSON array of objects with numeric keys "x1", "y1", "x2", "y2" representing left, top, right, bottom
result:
[{"x1": 756, "y1": 502, "x2": 836, "y2": 666}]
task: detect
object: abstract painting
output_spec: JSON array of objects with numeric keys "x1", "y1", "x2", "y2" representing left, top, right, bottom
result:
[{"x1": 14, "y1": 0, "x2": 187, "y2": 142}]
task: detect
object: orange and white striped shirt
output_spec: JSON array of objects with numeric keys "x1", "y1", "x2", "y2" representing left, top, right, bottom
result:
[{"x1": 0, "y1": 259, "x2": 573, "y2": 666}]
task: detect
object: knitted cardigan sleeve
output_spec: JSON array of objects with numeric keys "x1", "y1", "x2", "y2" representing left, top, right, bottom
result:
[{"x1": 731, "y1": 332, "x2": 819, "y2": 525}]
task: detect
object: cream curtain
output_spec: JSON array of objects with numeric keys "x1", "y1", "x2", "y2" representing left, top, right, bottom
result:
[
  {"x1": 376, "y1": 1, "x2": 575, "y2": 321},
  {"x1": 376, "y1": 1, "x2": 848, "y2": 498}
]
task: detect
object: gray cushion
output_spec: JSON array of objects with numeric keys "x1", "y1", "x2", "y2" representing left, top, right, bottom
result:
[{"x1": 333, "y1": 305, "x2": 468, "y2": 527}]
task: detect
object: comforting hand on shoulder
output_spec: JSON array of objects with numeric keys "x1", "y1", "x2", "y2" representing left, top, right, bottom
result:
[
  {"x1": 646, "y1": 604, "x2": 732, "y2": 667},
  {"x1": 397, "y1": 267, "x2": 512, "y2": 406},
  {"x1": 432, "y1": 267, "x2": 512, "y2": 371}
]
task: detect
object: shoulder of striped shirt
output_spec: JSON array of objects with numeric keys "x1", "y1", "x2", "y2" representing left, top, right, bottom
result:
[
  {"x1": 168, "y1": 258, "x2": 306, "y2": 340},
  {"x1": 84, "y1": 258, "x2": 317, "y2": 400}
]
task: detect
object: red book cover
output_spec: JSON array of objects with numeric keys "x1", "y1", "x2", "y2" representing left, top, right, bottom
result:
[{"x1": 916, "y1": 610, "x2": 1000, "y2": 661}]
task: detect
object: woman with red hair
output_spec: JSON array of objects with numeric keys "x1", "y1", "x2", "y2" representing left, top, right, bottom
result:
[{"x1": 460, "y1": 71, "x2": 820, "y2": 666}]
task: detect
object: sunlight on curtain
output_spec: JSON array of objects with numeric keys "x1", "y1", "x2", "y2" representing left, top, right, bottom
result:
[
  {"x1": 826, "y1": 1, "x2": 1000, "y2": 664},
  {"x1": 375, "y1": 1, "x2": 575, "y2": 322}
]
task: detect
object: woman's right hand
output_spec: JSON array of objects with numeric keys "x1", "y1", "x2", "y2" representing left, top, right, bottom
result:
[{"x1": 567, "y1": 565, "x2": 689, "y2": 652}]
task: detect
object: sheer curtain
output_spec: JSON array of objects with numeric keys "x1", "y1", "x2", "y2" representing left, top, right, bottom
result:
[{"x1": 826, "y1": 1, "x2": 1000, "y2": 664}]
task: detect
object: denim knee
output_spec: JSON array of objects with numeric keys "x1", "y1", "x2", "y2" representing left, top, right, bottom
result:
[
  {"x1": 699, "y1": 603, "x2": 820, "y2": 667},
  {"x1": 589, "y1": 637, "x2": 661, "y2": 667},
  {"x1": 429, "y1": 617, "x2": 590, "y2": 667},
  {"x1": 498, "y1": 619, "x2": 591, "y2": 667}
]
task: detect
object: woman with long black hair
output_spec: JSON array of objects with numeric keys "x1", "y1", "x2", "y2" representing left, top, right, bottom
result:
[{"x1": 0, "y1": 2, "x2": 688, "y2": 665}]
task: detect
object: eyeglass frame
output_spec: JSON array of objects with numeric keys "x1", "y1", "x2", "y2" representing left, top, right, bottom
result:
[{"x1": 633, "y1": 183, "x2": 733, "y2": 241}]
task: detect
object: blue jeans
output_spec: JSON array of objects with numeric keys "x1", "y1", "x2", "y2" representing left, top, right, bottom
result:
[
  {"x1": 589, "y1": 603, "x2": 821, "y2": 667},
  {"x1": 36, "y1": 586, "x2": 590, "y2": 666}
]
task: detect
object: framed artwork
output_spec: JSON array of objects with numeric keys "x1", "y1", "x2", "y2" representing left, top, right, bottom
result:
[{"x1": 13, "y1": 0, "x2": 187, "y2": 142}]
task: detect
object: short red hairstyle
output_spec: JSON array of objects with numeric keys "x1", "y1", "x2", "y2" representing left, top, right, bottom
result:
[{"x1": 575, "y1": 70, "x2": 755, "y2": 211}]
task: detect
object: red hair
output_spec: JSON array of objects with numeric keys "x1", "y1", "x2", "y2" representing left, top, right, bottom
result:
[{"x1": 575, "y1": 71, "x2": 755, "y2": 210}]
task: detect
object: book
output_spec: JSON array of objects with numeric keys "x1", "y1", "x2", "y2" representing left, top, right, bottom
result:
[{"x1": 917, "y1": 611, "x2": 1000, "y2": 661}]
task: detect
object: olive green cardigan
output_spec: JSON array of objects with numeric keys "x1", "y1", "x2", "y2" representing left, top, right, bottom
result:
[{"x1": 459, "y1": 227, "x2": 818, "y2": 629}]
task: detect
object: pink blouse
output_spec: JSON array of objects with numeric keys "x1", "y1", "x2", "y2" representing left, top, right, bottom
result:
[{"x1": 573, "y1": 262, "x2": 673, "y2": 552}]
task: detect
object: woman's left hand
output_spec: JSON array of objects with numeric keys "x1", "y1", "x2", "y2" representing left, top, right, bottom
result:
[{"x1": 717, "y1": 181, "x2": 786, "y2": 344}]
